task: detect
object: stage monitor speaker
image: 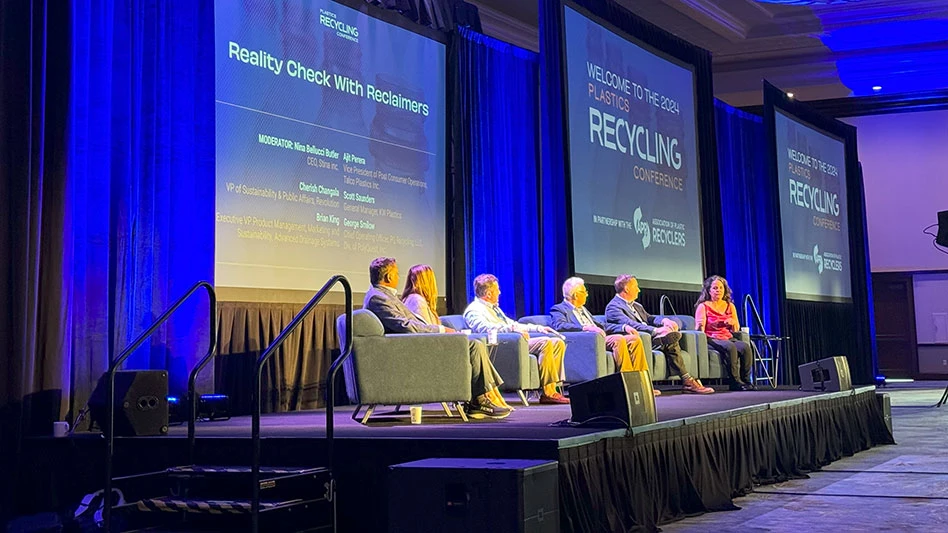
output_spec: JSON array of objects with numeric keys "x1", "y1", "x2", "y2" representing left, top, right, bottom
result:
[
  {"x1": 567, "y1": 371, "x2": 656, "y2": 428},
  {"x1": 798, "y1": 356, "x2": 852, "y2": 392},
  {"x1": 388, "y1": 458, "x2": 559, "y2": 533},
  {"x1": 936, "y1": 210, "x2": 948, "y2": 247},
  {"x1": 89, "y1": 370, "x2": 169, "y2": 436}
]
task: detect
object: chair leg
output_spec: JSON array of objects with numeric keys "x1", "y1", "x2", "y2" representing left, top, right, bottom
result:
[
  {"x1": 394, "y1": 405, "x2": 402, "y2": 413},
  {"x1": 360, "y1": 405, "x2": 376, "y2": 425},
  {"x1": 350, "y1": 404, "x2": 363, "y2": 422},
  {"x1": 441, "y1": 402, "x2": 453, "y2": 417},
  {"x1": 454, "y1": 402, "x2": 469, "y2": 422},
  {"x1": 517, "y1": 389, "x2": 530, "y2": 406}
]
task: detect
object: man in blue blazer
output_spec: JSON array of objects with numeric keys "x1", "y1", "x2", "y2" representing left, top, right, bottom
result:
[
  {"x1": 364, "y1": 257, "x2": 511, "y2": 418},
  {"x1": 605, "y1": 275, "x2": 713, "y2": 394}
]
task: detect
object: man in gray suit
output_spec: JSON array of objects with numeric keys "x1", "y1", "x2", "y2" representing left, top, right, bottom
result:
[
  {"x1": 605, "y1": 275, "x2": 713, "y2": 394},
  {"x1": 364, "y1": 257, "x2": 511, "y2": 418}
]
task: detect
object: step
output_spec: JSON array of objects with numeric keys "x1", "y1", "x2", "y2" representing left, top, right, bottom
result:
[
  {"x1": 114, "y1": 496, "x2": 333, "y2": 532},
  {"x1": 112, "y1": 465, "x2": 331, "y2": 505}
]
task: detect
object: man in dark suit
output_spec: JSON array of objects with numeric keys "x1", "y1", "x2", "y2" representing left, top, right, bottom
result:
[
  {"x1": 605, "y1": 275, "x2": 713, "y2": 394},
  {"x1": 550, "y1": 277, "x2": 651, "y2": 381},
  {"x1": 363, "y1": 257, "x2": 510, "y2": 418}
]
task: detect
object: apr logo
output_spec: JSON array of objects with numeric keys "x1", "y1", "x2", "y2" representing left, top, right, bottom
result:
[
  {"x1": 633, "y1": 207, "x2": 651, "y2": 249},
  {"x1": 813, "y1": 244, "x2": 824, "y2": 274}
]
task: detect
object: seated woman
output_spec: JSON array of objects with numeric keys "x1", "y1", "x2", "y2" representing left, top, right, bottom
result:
[
  {"x1": 694, "y1": 275, "x2": 755, "y2": 391},
  {"x1": 402, "y1": 264, "x2": 514, "y2": 410}
]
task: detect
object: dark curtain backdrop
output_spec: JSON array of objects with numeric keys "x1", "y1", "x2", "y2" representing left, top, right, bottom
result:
[
  {"x1": 539, "y1": 0, "x2": 725, "y2": 317},
  {"x1": 714, "y1": 100, "x2": 783, "y2": 342},
  {"x1": 1, "y1": 0, "x2": 213, "y2": 520},
  {"x1": 451, "y1": 27, "x2": 545, "y2": 317},
  {"x1": 1, "y1": 2, "x2": 71, "y2": 521}
]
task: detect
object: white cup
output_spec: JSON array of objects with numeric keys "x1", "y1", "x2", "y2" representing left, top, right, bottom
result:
[
  {"x1": 53, "y1": 421, "x2": 70, "y2": 437},
  {"x1": 409, "y1": 406, "x2": 423, "y2": 425},
  {"x1": 461, "y1": 329, "x2": 472, "y2": 335},
  {"x1": 487, "y1": 330, "x2": 498, "y2": 345}
]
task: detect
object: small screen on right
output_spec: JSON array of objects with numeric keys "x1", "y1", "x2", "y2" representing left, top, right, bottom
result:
[{"x1": 775, "y1": 107, "x2": 852, "y2": 301}]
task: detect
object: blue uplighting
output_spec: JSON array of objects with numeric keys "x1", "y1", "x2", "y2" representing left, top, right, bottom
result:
[{"x1": 822, "y1": 20, "x2": 948, "y2": 95}]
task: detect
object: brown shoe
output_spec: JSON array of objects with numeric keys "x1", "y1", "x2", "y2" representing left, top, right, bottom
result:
[
  {"x1": 682, "y1": 377, "x2": 714, "y2": 394},
  {"x1": 539, "y1": 392, "x2": 570, "y2": 405}
]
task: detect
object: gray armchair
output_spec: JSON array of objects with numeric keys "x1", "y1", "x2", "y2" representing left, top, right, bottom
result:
[
  {"x1": 654, "y1": 314, "x2": 711, "y2": 380},
  {"x1": 336, "y1": 309, "x2": 473, "y2": 423},
  {"x1": 517, "y1": 315, "x2": 613, "y2": 383},
  {"x1": 441, "y1": 315, "x2": 540, "y2": 405}
]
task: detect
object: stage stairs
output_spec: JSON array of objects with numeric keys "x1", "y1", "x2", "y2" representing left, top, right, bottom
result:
[
  {"x1": 106, "y1": 464, "x2": 333, "y2": 531},
  {"x1": 97, "y1": 277, "x2": 354, "y2": 532}
]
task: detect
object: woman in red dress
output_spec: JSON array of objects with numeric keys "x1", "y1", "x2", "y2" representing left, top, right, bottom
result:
[{"x1": 695, "y1": 276, "x2": 755, "y2": 391}]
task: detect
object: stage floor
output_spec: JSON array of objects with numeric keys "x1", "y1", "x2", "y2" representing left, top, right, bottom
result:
[
  {"x1": 163, "y1": 386, "x2": 868, "y2": 445},
  {"x1": 15, "y1": 386, "x2": 891, "y2": 532}
]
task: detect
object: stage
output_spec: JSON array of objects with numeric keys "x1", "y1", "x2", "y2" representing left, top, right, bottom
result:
[{"x1": 17, "y1": 386, "x2": 893, "y2": 531}]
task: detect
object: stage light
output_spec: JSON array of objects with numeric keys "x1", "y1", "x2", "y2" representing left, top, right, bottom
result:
[
  {"x1": 167, "y1": 394, "x2": 230, "y2": 423},
  {"x1": 786, "y1": 92, "x2": 794, "y2": 98},
  {"x1": 872, "y1": 85, "x2": 882, "y2": 91}
]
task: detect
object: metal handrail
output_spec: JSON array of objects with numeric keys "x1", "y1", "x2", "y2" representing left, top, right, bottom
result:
[
  {"x1": 659, "y1": 295, "x2": 678, "y2": 317},
  {"x1": 742, "y1": 294, "x2": 766, "y2": 335},
  {"x1": 251, "y1": 275, "x2": 351, "y2": 533},
  {"x1": 742, "y1": 294, "x2": 782, "y2": 387},
  {"x1": 186, "y1": 288, "x2": 220, "y2": 465},
  {"x1": 103, "y1": 281, "x2": 217, "y2": 532}
]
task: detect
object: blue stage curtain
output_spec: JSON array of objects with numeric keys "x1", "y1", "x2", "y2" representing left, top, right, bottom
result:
[
  {"x1": 452, "y1": 27, "x2": 543, "y2": 317},
  {"x1": 67, "y1": 0, "x2": 215, "y2": 404},
  {"x1": 714, "y1": 100, "x2": 783, "y2": 349}
]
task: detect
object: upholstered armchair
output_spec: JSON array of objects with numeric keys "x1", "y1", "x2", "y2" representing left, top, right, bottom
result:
[
  {"x1": 517, "y1": 315, "x2": 614, "y2": 383},
  {"x1": 336, "y1": 309, "x2": 473, "y2": 423},
  {"x1": 441, "y1": 315, "x2": 540, "y2": 405}
]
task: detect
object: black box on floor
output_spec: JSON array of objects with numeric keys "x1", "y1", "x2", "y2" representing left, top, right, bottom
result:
[
  {"x1": 568, "y1": 371, "x2": 656, "y2": 428},
  {"x1": 798, "y1": 356, "x2": 852, "y2": 392},
  {"x1": 388, "y1": 458, "x2": 559, "y2": 533}
]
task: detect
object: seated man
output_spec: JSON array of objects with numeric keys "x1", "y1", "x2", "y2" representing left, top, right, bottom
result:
[
  {"x1": 464, "y1": 274, "x2": 569, "y2": 405},
  {"x1": 363, "y1": 257, "x2": 511, "y2": 419},
  {"x1": 550, "y1": 277, "x2": 660, "y2": 397},
  {"x1": 605, "y1": 275, "x2": 714, "y2": 394}
]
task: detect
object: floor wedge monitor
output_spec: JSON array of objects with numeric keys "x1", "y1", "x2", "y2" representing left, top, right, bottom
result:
[{"x1": 567, "y1": 371, "x2": 656, "y2": 428}]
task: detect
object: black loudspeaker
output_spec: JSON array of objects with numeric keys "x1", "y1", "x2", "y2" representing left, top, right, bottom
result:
[
  {"x1": 567, "y1": 371, "x2": 656, "y2": 428},
  {"x1": 936, "y1": 210, "x2": 948, "y2": 247},
  {"x1": 798, "y1": 356, "x2": 852, "y2": 392},
  {"x1": 89, "y1": 370, "x2": 169, "y2": 436},
  {"x1": 388, "y1": 458, "x2": 559, "y2": 533}
]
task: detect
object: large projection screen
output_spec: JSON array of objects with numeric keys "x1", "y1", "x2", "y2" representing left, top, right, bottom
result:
[
  {"x1": 214, "y1": 0, "x2": 447, "y2": 297},
  {"x1": 773, "y1": 107, "x2": 852, "y2": 302},
  {"x1": 561, "y1": 2, "x2": 704, "y2": 290}
]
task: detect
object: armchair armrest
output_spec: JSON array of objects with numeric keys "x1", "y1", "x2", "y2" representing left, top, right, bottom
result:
[{"x1": 559, "y1": 331, "x2": 608, "y2": 382}]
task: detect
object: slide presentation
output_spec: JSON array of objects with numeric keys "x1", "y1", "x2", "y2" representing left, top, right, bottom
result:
[
  {"x1": 775, "y1": 108, "x2": 852, "y2": 301},
  {"x1": 562, "y1": 4, "x2": 703, "y2": 289},
  {"x1": 214, "y1": 0, "x2": 446, "y2": 293}
]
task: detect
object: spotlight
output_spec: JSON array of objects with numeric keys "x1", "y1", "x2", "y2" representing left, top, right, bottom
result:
[
  {"x1": 786, "y1": 92, "x2": 794, "y2": 98},
  {"x1": 872, "y1": 85, "x2": 882, "y2": 92}
]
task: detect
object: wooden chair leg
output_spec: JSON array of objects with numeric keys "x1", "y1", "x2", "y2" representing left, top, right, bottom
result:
[
  {"x1": 441, "y1": 402, "x2": 453, "y2": 417},
  {"x1": 455, "y1": 402, "x2": 469, "y2": 422},
  {"x1": 359, "y1": 405, "x2": 376, "y2": 425},
  {"x1": 517, "y1": 389, "x2": 530, "y2": 406}
]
